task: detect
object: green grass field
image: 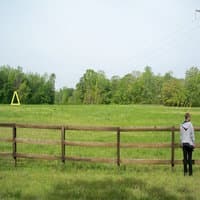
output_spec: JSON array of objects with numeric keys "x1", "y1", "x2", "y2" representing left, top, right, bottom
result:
[{"x1": 0, "y1": 104, "x2": 200, "y2": 199}]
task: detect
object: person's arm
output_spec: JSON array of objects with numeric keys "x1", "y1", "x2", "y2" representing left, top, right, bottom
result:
[
  {"x1": 191, "y1": 123, "x2": 195, "y2": 146},
  {"x1": 180, "y1": 125, "x2": 183, "y2": 147}
]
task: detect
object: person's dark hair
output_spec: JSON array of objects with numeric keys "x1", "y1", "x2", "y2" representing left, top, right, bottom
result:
[{"x1": 185, "y1": 113, "x2": 191, "y2": 121}]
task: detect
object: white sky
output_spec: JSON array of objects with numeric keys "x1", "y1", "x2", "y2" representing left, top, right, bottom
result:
[{"x1": 0, "y1": 0, "x2": 200, "y2": 89}]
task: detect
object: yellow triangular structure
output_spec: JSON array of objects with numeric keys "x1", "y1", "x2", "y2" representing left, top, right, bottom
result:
[{"x1": 11, "y1": 91, "x2": 21, "y2": 105}]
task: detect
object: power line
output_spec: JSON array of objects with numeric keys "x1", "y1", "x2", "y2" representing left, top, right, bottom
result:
[{"x1": 131, "y1": 14, "x2": 200, "y2": 68}]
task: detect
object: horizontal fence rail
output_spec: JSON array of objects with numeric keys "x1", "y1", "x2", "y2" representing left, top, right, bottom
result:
[{"x1": 0, "y1": 123, "x2": 200, "y2": 167}]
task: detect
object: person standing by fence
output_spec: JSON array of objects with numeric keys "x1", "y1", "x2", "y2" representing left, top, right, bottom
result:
[{"x1": 180, "y1": 113, "x2": 195, "y2": 176}]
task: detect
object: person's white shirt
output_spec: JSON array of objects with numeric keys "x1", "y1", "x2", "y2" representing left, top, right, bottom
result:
[{"x1": 180, "y1": 121, "x2": 195, "y2": 146}]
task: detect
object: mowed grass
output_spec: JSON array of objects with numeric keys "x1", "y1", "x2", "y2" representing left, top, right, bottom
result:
[{"x1": 0, "y1": 104, "x2": 200, "y2": 199}]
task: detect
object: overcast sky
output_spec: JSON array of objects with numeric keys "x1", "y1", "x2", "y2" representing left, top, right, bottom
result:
[{"x1": 0, "y1": 0, "x2": 200, "y2": 89}]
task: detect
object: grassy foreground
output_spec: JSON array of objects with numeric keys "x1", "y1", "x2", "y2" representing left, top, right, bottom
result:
[{"x1": 0, "y1": 104, "x2": 200, "y2": 199}]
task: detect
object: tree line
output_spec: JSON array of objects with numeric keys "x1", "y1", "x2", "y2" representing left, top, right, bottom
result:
[
  {"x1": 0, "y1": 65, "x2": 55, "y2": 104},
  {"x1": 55, "y1": 66, "x2": 200, "y2": 107},
  {"x1": 1, "y1": 65, "x2": 200, "y2": 106}
]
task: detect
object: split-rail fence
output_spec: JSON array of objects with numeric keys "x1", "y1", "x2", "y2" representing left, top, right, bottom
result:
[{"x1": 0, "y1": 123, "x2": 199, "y2": 167}]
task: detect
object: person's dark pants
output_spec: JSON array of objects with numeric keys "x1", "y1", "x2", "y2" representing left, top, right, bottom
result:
[{"x1": 182, "y1": 144, "x2": 193, "y2": 176}]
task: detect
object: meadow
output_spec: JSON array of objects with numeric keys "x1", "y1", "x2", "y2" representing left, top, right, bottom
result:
[{"x1": 0, "y1": 104, "x2": 200, "y2": 199}]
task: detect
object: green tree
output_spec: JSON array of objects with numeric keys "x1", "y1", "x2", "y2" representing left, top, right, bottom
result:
[
  {"x1": 0, "y1": 65, "x2": 56, "y2": 104},
  {"x1": 0, "y1": 65, "x2": 25, "y2": 103},
  {"x1": 185, "y1": 67, "x2": 200, "y2": 107},
  {"x1": 161, "y1": 79, "x2": 186, "y2": 106},
  {"x1": 136, "y1": 66, "x2": 159, "y2": 104},
  {"x1": 110, "y1": 75, "x2": 121, "y2": 104},
  {"x1": 76, "y1": 69, "x2": 110, "y2": 104},
  {"x1": 55, "y1": 87, "x2": 74, "y2": 104},
  {"x1": 26, "y1": 73, "x2": 56, "y2": 104},
  {"x1": 18, "y1": 81, "x2": 31, "y2": 103}
]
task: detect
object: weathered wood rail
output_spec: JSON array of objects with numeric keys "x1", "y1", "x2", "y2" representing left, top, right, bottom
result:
[{"x1": 0, "y1": 123, "x2": 200, "y2": 167}]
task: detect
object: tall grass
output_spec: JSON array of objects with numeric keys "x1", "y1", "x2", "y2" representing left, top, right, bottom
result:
[{"x1": 0, "y1": 104, "x2": 200, "y2": 199}]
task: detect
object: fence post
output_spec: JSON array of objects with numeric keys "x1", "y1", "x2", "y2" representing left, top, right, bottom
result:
[
  {"x1": 171, "y1": 126, "x2": 175, "y2": 168},
  {"x1": 61, "y1": 126, "x2": 66, "y2": 163},
  {"x1": 12, "y1": 124, "x2": 17, "y2": 167},
  {"x1": 117, "y1": 127, "x2": 120, "y2": 166}
]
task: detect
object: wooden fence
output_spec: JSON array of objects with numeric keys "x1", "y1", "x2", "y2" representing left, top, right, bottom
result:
[{"x1": 0, "y1": 123, "x2": 199, "y2": 167}]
